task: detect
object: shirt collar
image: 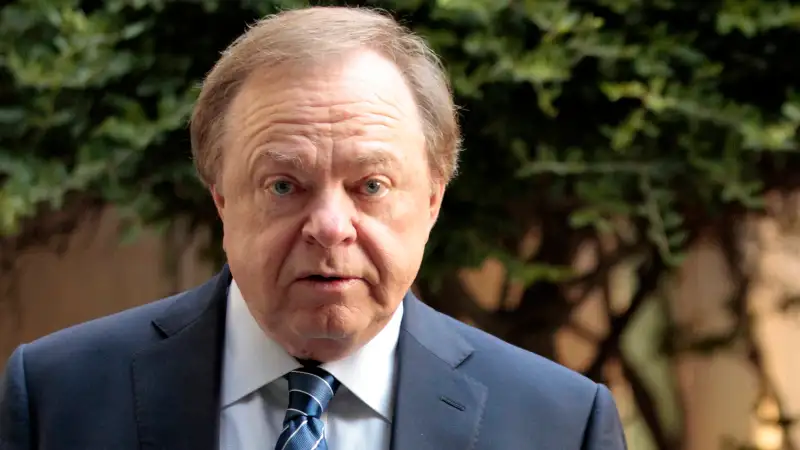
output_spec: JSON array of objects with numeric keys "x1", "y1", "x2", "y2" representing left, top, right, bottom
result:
[{"x1": 220, "y1": 280, "x2": 403, "y2": 421}]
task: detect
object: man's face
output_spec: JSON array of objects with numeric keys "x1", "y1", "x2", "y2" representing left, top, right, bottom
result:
[{"x1": 212, "y1": 50, "x2": 444, "y2": 361}]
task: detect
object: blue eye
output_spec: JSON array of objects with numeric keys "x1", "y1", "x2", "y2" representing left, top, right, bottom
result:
[
  {"x1": 362, "y1": 179, "x2": 384, "y2": 196},
  {"x1": 269, "y1": 180, "x2": 295, "y2": 196}
]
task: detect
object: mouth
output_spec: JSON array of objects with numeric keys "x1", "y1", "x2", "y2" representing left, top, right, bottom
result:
[
  {"x1": 303, "y1": 274, "x2": 351, "y2": 282},
  {"x1": 297, "y1": 274, "x2": 360, "y2": 291}
]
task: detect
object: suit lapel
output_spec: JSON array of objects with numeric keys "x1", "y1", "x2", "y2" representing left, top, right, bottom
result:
[
  {"x1": 130, "y1": 271, "x2": 488, "y2": 450},
  {"x1": 391, "y1": 294, "x2": 488, "y2": 450},
  {"x1": 131, "y1": 266, "x2": 231, "y2": 450}
]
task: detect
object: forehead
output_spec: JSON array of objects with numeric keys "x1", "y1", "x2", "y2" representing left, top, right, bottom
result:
[{"x1": 223, "y1": 50, "x2": 425, "y2": 162}]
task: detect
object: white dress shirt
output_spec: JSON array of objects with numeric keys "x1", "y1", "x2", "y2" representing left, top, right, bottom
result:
[{"x1": 219, "y1": 280, "x2": 402, "y2": 450}]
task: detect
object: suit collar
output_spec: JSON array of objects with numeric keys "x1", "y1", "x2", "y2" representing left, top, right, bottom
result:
[
  {"x1": 391, "y1": 293, "x2": 487, "y2": 450},
  {"x1": 220, "y1": 279, "x2": 300, "y2": 408},
  {"x1": 132, "y1": 265, "x2": 231, "y2": 450},
  {"x1": 131, "y1": 268, "x2": 488, "y2": 450},
  {"x1": 323, "y1": 300, "x2": 403, "y2": 421},
  {"x1": 399, "y1": 292, "x2": 474, "y2": 368},
  {"x1": 151, "y1": 265, "x2": 231, "y2": 337}
]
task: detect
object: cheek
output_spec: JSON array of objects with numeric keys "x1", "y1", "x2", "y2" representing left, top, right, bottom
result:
[
  {"x1": 222, "y1": 195, "x2": 260, "y2": 244},
  {"x1": 359, "y1": 191, "x2": 432, "y2": 270},
  {"x1": 222, "y1": 195, "x2": 297, "y2": 266},
  {"x1": 385, "y1": 188, "x2": 433, "y2": 236}
]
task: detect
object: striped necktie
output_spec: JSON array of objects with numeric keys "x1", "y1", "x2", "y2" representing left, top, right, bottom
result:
[{"x1": 274, "y1": 365, "x2": 340, "y2": 450}]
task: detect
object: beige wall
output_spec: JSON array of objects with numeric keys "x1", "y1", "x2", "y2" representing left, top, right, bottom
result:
[
  {"x1": 2, "y1": 207, "x2": 799, "y2": 449},
  {"x1": 669, "y1": 241, "x2": 760, "y2": 450},
  {"x1": 458, "y1": 225, "x2": 800, "y2": 449},
  {"x1": 0, "y1": 209, "x2": 213, "y2": 359}
]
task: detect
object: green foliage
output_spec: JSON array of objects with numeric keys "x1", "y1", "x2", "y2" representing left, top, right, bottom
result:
[
  {"x1": 419, "y1": 0, "x2": 800, "y2": 275},
  {"x1": 1, "y1": 0, "x2": 799, "y2": 275}
]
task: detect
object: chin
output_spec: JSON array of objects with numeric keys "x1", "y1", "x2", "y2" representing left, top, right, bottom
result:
[
  {"x1": 288, "y1": 316, "x2": 366, "y2": 362},
  {"x1": 293, "y1": 304, "x2": 363, "y2": 338},
  {"x1": 292, "y1": 339, "x2": 354, "y2": 362}
]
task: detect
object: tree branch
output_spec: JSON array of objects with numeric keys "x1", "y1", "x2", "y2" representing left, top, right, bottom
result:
[
  {"x1": 619, "y1": 352, "x2": 676, "y2": 450},
  {"x1": 583, "y1": 250, "x2": 665, "y2": 381},
  {"x1": 565, "y1": 240, "x2": 645, "y2": 304}
]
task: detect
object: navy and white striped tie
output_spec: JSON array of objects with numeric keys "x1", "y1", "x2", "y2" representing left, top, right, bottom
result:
[{"x1": 274, "y1": 366, "x2": 340, "y2": 450}]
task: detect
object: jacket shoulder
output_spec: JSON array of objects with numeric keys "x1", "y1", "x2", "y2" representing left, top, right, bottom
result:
[
  {"x1": 435, "y1": 310, "x2": 608, "y2": 446},
  {"x1": 438, "y1": 307, "x2": 600, "y2": 403},
  {"x1": 20, "y1": 288, "x2": 193, "y2": 375}
]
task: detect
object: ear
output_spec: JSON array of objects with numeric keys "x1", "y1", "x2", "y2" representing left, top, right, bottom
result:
[
  {"x1": 428, "y1": 181, "x2": 445, "y2": 230},
  {"x1": 210, "y1": 185, "x2": 225, "y2": 219}
]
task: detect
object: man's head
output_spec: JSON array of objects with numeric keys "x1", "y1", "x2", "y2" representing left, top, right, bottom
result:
[{"x1": 190, "y1": 6, "x2": 461, "y2": 362}]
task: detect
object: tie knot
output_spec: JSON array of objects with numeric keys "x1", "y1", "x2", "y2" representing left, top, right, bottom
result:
[{"x1": 285, "y1": 366, "x2": 340, "y2": 420}]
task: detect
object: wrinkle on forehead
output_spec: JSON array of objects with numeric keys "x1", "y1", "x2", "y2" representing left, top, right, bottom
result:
[
  {"x1": 227, "y1": 51, "x2": 422, "y2": 136},
  {"x1": 240, "y1": 100, "x2": 405, "y2": 142},
  {"x1": 250, "y1": 145, "x2": 403, "y2": 174},
  {"x1": 221, "y1": 50, "x2": 426, "y2": 183}
]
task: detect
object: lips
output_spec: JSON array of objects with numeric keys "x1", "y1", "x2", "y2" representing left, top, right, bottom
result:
[
  {"x1": 295, "y1": 273, "x2": 360, "y2": 292},
  {"x1": 303, "y1": 274, "x2": 350, "y2": 282},
  {"x1": 297, "y1": 269, "x2": 358, "y2": 281}
]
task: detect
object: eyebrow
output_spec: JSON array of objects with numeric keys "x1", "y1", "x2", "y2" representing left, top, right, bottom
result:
[
  {"x1": 352, "y1": 152, "x2": 400, "y2": 168},
  {"x1": 253, "y1": 148, "x2": 306, "y2": 170},
  {"x1": 253, "y1": 147, "x2": 401, "y2": 171}
]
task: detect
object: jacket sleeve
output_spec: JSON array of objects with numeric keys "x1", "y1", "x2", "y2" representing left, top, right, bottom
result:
[
  {"x1": 0, "y1": 345, "x2": 32, "y2": 450},
  {"x1": 581, "y1": 383, "x2": 628, "y2": 450}
]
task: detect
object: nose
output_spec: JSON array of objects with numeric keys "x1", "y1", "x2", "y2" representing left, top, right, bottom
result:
[{"x1": 301, "y1": 190, "x2": 357, "y2": 248}]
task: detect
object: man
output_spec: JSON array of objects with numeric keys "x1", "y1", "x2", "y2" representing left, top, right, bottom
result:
[{"x1": 0, "y1": 6, "x2": 626, "y2": 450}]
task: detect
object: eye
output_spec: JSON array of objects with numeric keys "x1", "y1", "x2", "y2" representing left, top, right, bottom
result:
[
  {"x1": 268, "y1": 179, "x2": 295, "y2": 196},
  {"x1": 360, "y1": 178, "x2": 386, "y2": 196}
]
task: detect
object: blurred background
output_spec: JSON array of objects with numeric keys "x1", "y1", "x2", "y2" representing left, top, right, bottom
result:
[{"x1": 2, "y1": 0, "x2": 800, "y2": 449}]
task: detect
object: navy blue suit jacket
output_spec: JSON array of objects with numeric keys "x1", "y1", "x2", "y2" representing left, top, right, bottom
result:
[{"x1": 1, "y1": 266, "x2": 626, "y2": 449}]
